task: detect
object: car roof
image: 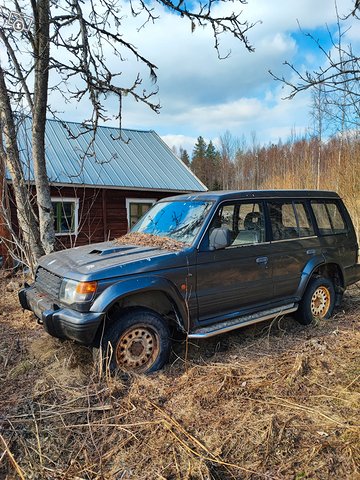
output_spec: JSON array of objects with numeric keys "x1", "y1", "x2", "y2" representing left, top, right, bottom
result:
[{"x1": 161, "y1": 189, "x2": 341, "y2": 203}]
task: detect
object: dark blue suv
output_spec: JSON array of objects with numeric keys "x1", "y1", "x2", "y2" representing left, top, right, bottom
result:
[{"x1": 19, "y1": 190, "x2": 360, "y2": 373}]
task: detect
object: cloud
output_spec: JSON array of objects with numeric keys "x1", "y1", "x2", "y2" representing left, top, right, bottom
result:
[
  {"x1": 244, "y1": 0, "x2": 354, "y2": 34},
  {"x1": 177, "y1": 98, "x2": 264, "y2": 128},
  {"x1": 45, "y1": 0, "x2": 357, "y2": 152},
  {"x1": 160, "y1": 86, "x2": 311, "y2": 153},
  {"x1": 161, "y1": 134, "x2": 198, "y2": 154}
]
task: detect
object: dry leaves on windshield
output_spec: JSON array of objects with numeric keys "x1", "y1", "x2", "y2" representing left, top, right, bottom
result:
[{"x1": 114, "y1": 232, "x2": 186, "y2": 251}]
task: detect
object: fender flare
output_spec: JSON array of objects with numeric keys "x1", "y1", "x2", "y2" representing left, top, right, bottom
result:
[
  {"x1": 295, "y1": 254, "x2": 326, "y2": 299},
  {"x1": 90, "y1": 276, "x2": 188, "y2": 330}
]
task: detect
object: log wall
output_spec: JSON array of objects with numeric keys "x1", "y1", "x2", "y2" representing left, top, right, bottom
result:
[{"x1": 7, "y1": 184, "x2": 176, "y2": 251}]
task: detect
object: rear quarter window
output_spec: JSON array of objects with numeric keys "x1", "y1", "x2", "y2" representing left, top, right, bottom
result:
[{"x1": 311, "y1": 201, "x2": 347, "y2": 235}]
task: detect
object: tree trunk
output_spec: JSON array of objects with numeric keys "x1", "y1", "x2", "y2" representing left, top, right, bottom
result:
[
  {"x1": 0, "y1": 146, "x2": 11, "y2": 268},
  {"x1": 0, "y1": 66, "x2": 44, "y2": 270},
  {"x1": 32, "y1": 0, "x2": 55, "y2": 254}
]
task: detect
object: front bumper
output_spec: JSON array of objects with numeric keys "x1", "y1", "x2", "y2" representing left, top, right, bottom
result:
[{"x1": 19, "y1": 285, "x2": 104, "y2": 346}]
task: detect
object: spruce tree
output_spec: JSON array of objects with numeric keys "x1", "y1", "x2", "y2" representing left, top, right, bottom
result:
[
  {"x1": 206, "y1": 140, "x2": 222, "y2": 190},
  {"x1": 191, "y1": 136, "x2": 208, "y2": 186},
  {"x1": 179, "y1": 147, "x2": 191, "y2": 167}
]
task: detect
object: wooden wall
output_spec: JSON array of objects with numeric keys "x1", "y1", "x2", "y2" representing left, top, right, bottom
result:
[{"x1": 7, "y1": 185, "x2": 175, "y2": 251}]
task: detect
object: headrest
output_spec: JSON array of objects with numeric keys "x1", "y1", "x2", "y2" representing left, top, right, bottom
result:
[{"x1": 244, "y1": 212, "x2": 261, "y2": 230}]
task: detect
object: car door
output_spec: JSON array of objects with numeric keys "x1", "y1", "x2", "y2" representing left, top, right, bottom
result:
[
  {"x1": 267, "y1": 200, "x2": 320, "y2": 299},
  {"x1": 195, "y1": 200, "x2": 273, "y2": 324}
]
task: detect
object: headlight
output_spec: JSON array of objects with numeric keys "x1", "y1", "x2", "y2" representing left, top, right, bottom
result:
[{"x1": 59, "y1": 279, "x2": 97, "y2": 305}]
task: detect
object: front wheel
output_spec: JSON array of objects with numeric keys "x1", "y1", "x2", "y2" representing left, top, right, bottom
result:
[
  {"x1": 100, "y1": 308, "x2": 171, "y2": 374},
  {"x1": 295, "y1": 276, "x2": 335, "y2": 325}
]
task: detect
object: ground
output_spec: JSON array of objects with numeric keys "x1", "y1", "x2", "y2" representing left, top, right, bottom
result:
[{"x1": 0, "y1": 274, "x2": 359, "y2": 480}]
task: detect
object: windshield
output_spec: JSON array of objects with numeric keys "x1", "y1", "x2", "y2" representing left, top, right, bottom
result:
[{"x1": 131, "y1": 200, "x2": 213, "y2": 245}]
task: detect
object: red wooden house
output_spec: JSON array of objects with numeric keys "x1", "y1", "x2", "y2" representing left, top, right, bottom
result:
[{"x1": 1, "y1": 118, "x2": 206, "y2": 262}]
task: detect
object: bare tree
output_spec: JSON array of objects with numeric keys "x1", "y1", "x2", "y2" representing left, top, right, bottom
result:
[
  {"x1": 310, "y1": 84, "x2": 326, "y2": 189},
  {"x1": 0, "y1": 87, "x2": 43, "y2": 269},
  {"x1": 269, "y1": 1, "x2": 360, "y2": 202},
  {"x1": 219, "y1": 130, "x2": 236, "y2": 189},
  {"x1": 0, "y1": 0, "x2": 258, "y2": 269},
  {"x1": 270, "y1": 2, "x2": 360, "y2": 130}
]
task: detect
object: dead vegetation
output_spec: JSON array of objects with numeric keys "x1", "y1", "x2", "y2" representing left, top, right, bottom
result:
[
  {"x1": 0, "y1": 274, "x2": 359, "y2": 479},
  {"x1": 115, "y1": 233, "x2": 186, "y2": 251}
]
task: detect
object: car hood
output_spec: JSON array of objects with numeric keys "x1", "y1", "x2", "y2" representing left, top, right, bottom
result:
[{"x1": 38, "y1": 241, "x2": 189, "y2": 281}]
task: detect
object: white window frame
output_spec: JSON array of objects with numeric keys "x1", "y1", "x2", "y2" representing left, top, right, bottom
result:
[
  {"x1": 51, "y1": 197, "x2": 79, "y2": 236},
  {"x1": 126, "y1": 198, "x2": 156, "y2": 229}
]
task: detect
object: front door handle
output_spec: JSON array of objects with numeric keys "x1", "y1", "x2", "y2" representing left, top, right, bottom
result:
[{"x1": 256, "y1": 256, "x2": 268, "y2": 264}]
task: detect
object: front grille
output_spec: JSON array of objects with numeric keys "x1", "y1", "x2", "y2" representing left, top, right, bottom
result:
[{"x1": 35, "y1": 267, "x2": 62, "y2": 298}]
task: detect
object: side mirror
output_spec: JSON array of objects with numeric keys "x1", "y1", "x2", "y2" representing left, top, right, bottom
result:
[{"x1": 209, "y1": 227, "x2": 231, "y2": 251}]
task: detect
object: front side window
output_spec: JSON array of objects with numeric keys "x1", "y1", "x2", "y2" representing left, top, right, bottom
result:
[
  {"x1": 209, "y1": 202, "x2": 266, "y2": 246},
  {"x1": 132, "y1": 200, "x2": 213, "y2": 245},
  {"x1": 311, "y1": 201, "x2": 347, "y2": 235},
  {"x1": 52, "y1": 199, "x2": 78, "y2": 235}
]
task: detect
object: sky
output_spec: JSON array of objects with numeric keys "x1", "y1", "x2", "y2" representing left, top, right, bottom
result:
[
  {"x1": 3, "y1": 0, "x2": 358, "y2": 155},
  {"x1": 116, "y1": 0, "x2": 358, "y2": 153},
  {"x1": 118, "y1": 0, "x2": 359, "y2": 153}
]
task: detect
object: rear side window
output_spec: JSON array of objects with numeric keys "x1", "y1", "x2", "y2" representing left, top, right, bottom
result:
[
  {"x1": 282, "y1": 203, "x2": 297, "y2": 228},
  {"x1": 311, "y1": 201, "x2": 347, "y2": 235},
  {"x1": 295, "y1": 202, "x2": 315, "y2": 237},
  {"x1": 268, "y1": 201, "x2": 315, "y2": 240}
]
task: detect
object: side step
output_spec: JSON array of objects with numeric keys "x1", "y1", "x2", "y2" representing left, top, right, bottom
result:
[{"x1": 188, "y1": 304, "x2": 298, "y2": 339}]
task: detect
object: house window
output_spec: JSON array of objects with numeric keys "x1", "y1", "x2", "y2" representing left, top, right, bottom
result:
[
  {"x1": 51, "y1": 198, "x2": 79, "y2": 235},
  {"x1": 126, "y1": 198, "x2": 156, "y2": 229}
]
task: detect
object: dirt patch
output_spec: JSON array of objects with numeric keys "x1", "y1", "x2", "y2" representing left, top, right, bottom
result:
[
  {"x1": 115, "y1": 232, "x2": 186, "y2": 251},
  {"x1": 0, "y1": 276, "x2": 359, "y2": 479}
]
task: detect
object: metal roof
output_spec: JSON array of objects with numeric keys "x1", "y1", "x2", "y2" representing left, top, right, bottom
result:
[{"x1": 13, "y1": 117, "x2": 206, "y2": 192}]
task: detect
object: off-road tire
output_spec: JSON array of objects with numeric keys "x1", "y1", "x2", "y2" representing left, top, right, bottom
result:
[
  {"x1": 99, "y1": 308, "x2": 171, "y2": 374},
  {"x1": 295, "y1": 276, "x2": 335, "y2": 325}
]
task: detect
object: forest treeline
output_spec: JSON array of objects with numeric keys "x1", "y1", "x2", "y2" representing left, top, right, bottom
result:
[{"x1": 176, "y1": 132, "x2": 360, "y2": 236}]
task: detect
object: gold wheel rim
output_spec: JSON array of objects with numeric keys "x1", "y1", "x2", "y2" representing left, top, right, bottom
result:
[
  {"x1": 310, "y1": 286, "x2": 331, "y2": 318},
  {"x1": 115, "y1": 324, "x2": 160, "y2": 372}
]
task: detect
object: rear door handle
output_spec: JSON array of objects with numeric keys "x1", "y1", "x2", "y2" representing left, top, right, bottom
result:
[
  {"x1": 306, "y1": 249, "x2": 316, "y2": 255},
  {"x1": 256, "y1": 256, "x2": 268, "y2": 264}
]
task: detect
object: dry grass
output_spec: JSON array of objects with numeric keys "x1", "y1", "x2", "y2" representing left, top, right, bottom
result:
[{"x1": 0, "y1": 274, "x2": 359, "y2": 479}]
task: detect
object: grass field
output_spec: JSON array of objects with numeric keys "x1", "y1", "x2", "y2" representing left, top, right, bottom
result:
[{"x1": 1, "y1": 275, "x2": 359, "y2": 479}]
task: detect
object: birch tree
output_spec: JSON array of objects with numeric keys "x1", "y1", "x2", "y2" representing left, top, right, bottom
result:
[{"x1": 0, "y1": 0, "x2": 257, "y2": 270}]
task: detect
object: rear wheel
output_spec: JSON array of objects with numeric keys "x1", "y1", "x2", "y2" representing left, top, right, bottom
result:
[
  {"x1": 100, "y1": 308, "x2": 171, "y2": 374},
  {"x1": 296, "y1": 276, "x2": 335, "y2": 325}
]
